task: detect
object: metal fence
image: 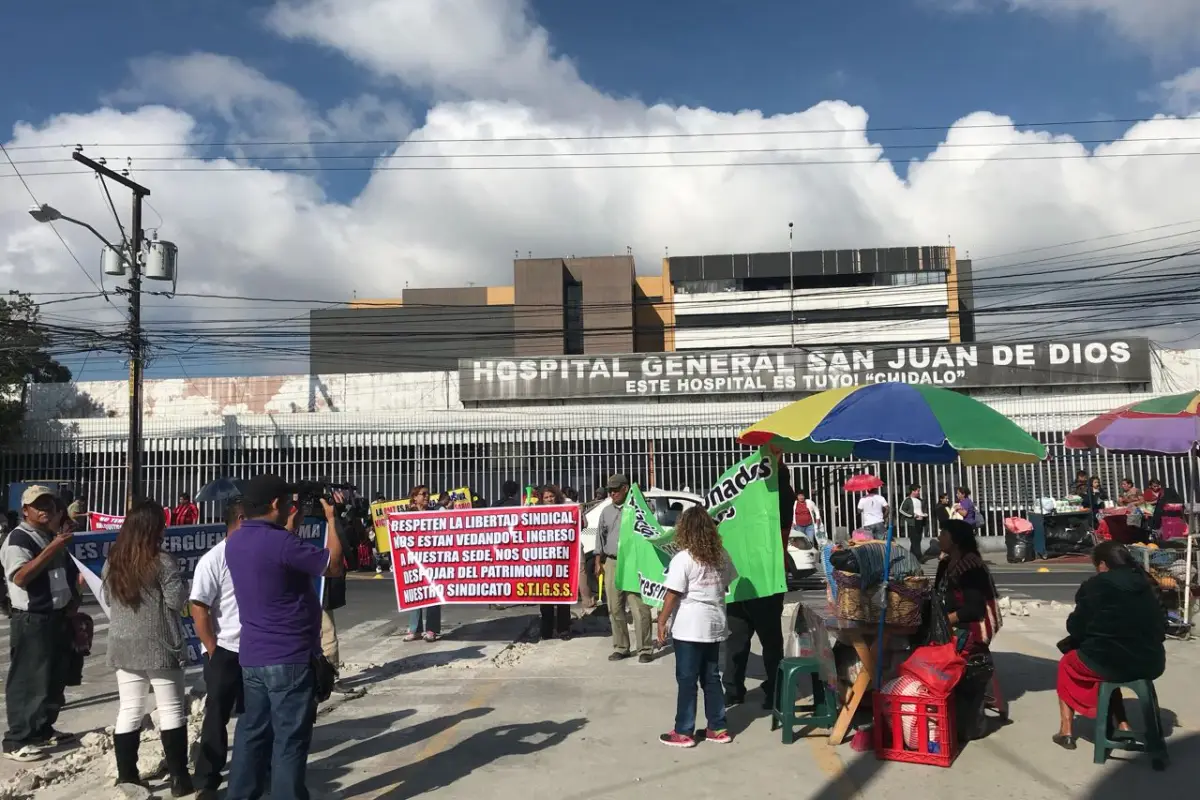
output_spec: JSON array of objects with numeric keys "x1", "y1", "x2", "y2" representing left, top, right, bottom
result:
[{"x1": 2, "y1": 402, "x2": 1194, "y2": 532}]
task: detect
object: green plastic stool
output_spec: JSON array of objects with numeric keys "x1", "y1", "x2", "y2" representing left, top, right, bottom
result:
[
  {"x1": 1094, "y1": 679, "x2": 1169, "y2": 771},
  {"x1": 770, "y1": 657, "x2": 838, "y2": 744}
]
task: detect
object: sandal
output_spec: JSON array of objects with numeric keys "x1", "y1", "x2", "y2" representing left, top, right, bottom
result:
[
  {"x1": 422, "y1": 632, "x2": 438, "y2": 642},
  {"x1": 1052, "y1": 734, "x2": 1077, "y2": 751},
  {"x1": 3, "y1": 745, "x2": 47, "y2": 763},
  {"x1": 403, "y1": 632, "x2": 419, "y2": 642}
]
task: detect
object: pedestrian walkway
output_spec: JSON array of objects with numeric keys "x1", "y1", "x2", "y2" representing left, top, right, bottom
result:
[{"x1": 6, "y1": 607, "x2": 1197, "y2": 799}]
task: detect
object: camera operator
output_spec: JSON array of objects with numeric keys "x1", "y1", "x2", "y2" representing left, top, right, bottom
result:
[{"x1": 225, "y1": 475, "x2": 344, "y2": 799}]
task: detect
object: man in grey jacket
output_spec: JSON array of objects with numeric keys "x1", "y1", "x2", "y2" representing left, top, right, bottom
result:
[{"x1": 594, "y1": 475, "x2": 653, "y2": 663}]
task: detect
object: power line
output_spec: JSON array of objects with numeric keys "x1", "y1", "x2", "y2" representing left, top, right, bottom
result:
[
  {"x1": 0, "y1": 142, "x2": 115, "y2": 305},
  {"x1": 5, "y1": 148, "x2": 1200, "y2": 178},
  {"x1": 10, "y1": 136, "x2": 1200, "y2": 168},
  {"x1": 2, "y1": 115, "x2": 1186, "y2": 152}
]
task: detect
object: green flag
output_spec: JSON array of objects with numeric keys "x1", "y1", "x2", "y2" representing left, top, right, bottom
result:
[{"x1": 615, "y1": 447, "x2": 785, "y2": 607}]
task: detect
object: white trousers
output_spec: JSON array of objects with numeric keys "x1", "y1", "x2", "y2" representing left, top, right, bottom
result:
[{"x1": 114, "y1": 668, "x2": 186, "y2": 734}]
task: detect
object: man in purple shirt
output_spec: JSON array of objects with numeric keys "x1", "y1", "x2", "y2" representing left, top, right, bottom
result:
[{"x1": 225, "y1": 475, "x2": 344, "y2": 800}]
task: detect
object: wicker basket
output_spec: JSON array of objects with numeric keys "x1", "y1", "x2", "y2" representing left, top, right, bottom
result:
[
  {"x1": 885, "y1": 577, "x2": 931, "y2": 627},
  {"x1": 833, "y1": 572, "x2": 931, "y2": 625},
  {"x1": 833, "y1": 571, "x2": 873, "y2": 622}
]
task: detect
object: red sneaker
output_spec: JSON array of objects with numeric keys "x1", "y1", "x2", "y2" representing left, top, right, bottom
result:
[
  {"x1": 659, "y1": 731, "x2": 697, "y2": 748},
  {"x1": 700, "y1": 728, "x2": 732, "y2": 744}
]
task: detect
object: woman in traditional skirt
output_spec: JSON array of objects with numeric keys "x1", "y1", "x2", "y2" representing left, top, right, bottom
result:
[{"x1": 1054, "y1": 541, "x2": 1165, "y2": 750}]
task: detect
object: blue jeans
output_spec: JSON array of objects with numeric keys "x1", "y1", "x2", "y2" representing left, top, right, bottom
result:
[
  {"x1": 409, "y1": 605, "x2": 442, "y2": 635},
  {"x1": 792, "y1": 524, "x2": 817, "y2": 543},
  {"x1": 227, "y1": 663, "x2": 316, "y2": 800},
  {"x1": 673, "y1": 640, "x2": 725, "y2": 735}
]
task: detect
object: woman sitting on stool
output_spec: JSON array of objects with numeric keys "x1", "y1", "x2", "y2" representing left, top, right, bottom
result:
[{"x1": 1054, "y1": 541, "x2": 1165, "y2": 750}]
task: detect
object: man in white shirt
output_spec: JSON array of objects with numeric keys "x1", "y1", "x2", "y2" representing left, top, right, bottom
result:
[
  {"x1": 857, "y1": 488, "x2": 889, "y2": 539},
  {"x1": 190, "y1": 500, "x2": 245, "y2": 799}
]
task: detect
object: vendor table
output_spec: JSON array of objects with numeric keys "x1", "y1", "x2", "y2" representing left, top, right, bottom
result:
[{"x1": 809, "y1": 606, "x2": 918, "y2": 745}]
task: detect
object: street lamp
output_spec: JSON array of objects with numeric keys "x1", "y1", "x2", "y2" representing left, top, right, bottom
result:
[
  {"x1": 27, "y1": 155, "x2": 177, "y2": 510},
  {"x1": 29, "y1": 204, "x2": 117, "y2": 251}
]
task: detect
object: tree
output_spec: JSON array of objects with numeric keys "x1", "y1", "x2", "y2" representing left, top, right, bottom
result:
[{"x1": 0, "y1": 292, "x2": 72, "y2": 444}]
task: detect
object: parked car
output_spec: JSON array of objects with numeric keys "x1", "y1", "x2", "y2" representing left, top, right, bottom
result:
[{"x1": 580, "y1": 489, "x2": 818, "y2": 600}]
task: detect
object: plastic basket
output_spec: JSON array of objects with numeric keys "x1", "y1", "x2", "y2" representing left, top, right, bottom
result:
[{"x1": 873, "y1": 691, "x2": 958, "y2": 768}]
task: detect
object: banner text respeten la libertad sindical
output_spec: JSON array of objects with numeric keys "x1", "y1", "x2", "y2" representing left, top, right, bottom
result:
[
  {"x1": 459, "y1": 338, "x2": 1150, "y2": 402},
  {"x1": 387, "y1": 505, "x2": 582, "y2": 611}
]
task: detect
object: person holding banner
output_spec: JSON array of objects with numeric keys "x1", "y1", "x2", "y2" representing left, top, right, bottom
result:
[
  {"x1": 538, "y1": 486, "x2": 572, "y2": 640},
  {"x1": 596, "y1": 475, "x2": 654, "y2": 663},
  {"x1": 655, "y1": 507, "x2": 738, "y2": 747},
  {"x1": 102, "y1": 500, "x2": 192, "y2": 796},
  {"x1": 190, "y1": 500, "x2": 245, "y2": 799},
  {"x1": 1, "y1": 486, "x2": 80, "y2": 763},
  {"x1": 402, "y1": 485, "x2": 442, "y2": 643}
]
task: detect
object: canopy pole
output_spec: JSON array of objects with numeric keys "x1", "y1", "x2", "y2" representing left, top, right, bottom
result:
[
  {"x1": 875, "y1": 443, "x2": 896, "y2": 689},
  {"x1": 1186, "y1": 450, "x2": 1196, "y2": 633}
]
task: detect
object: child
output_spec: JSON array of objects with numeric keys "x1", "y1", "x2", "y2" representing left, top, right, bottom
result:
[{"x1": 656, "y1": 507, "x2": 739, "y2": 747}]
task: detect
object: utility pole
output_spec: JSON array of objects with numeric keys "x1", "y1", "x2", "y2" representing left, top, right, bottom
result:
[
  {"x1": 788, "y1": 222, "x2": 795, "y2": 348},
  {"x1": 71, "y1": 152, "x2": 151, "y2": 508}
]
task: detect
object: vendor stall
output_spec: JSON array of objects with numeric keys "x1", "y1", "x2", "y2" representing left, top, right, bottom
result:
[
  {"x1": 1065, "y1": 390, "x2": 1200, "y2": 630},
  {"x1": 740, "y1": 382, "x2": 1047, "y2": 751}
]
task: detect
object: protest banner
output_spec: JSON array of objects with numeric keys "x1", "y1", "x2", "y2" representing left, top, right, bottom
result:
[
  {"x1": 387, "y1": 504, "x2": 581, "y2": 611},
  {"x1": 89, "y1": 509, "x2": 171, "y2": 531},
  {"x1": 371, "y1": 487, "x2": 474, "y2": 554},
  {"x1": 71, "y1": 517, "x2": 329, "y2": 664},
  {"x1": 87, "y1": 512, "x2": 124, "y2": 531},
  {"x1": 615, "y1": 447, "x2": 785, "y2": 607}
]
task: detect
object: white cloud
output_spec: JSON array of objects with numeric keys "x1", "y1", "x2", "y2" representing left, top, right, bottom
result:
[
  {"x1": 1157, "y1": 67, "x2": 1200, "y2": 114},
  {"x1": 4, "y1": 0, "x2": 1200, "y2": 376},
  {"x1": 109, "y1": 52, "x2": 409, "y2": 158},
  {"x1": 927, "y1": 0, "x2": 1200, "y2": 49}
]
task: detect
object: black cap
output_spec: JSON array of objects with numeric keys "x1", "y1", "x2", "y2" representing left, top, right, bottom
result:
[{"x1": 242, "y1": 474, "x2": 293, "y2": 508}]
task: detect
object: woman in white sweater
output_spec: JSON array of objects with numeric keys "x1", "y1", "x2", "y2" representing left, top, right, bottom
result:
[{"x1": 103, "y1": 500, "x2": 191, "y2": 796}]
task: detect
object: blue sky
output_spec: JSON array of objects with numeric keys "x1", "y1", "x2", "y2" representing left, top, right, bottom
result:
[
  {"x1": 1, "y1": 0, "x2": 1184, "y2": 192},
  {"x1": 3, "y1": 0, "x2": 1200, "y2": 384}
]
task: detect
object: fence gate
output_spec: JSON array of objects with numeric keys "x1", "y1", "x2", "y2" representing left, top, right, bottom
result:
[{"x1": 790, "y1": 460, "x2": 882, "y2": 539}]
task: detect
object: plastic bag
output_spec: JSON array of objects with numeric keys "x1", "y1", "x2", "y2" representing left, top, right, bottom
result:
[{"x1": 899, "y1": 642, "x2": 965, "y2": 697}]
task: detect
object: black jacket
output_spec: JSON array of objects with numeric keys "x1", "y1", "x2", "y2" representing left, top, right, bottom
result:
[
  {"x1": 323, "y1": 517, "x2": 347, "y2": 612},
  {"x1": 1066, "y1": 568, "x2": 1165, "y2": 683},
  {"x1": 1150, "y1": 486, "x2": 1183, "y2": 531}
]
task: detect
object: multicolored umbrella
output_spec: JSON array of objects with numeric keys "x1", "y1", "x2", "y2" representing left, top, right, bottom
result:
[
  {"x1": 738, "y1": 382, "x2": 1046, "y2": 465},
  {"x1": 1065, "y1": 390, "x2": 1200, "y2": 455}
]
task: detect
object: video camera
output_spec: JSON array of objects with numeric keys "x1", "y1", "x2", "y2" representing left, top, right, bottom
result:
[{"x1": 293, "y1": 479, "x2": 358, "y2": 519}]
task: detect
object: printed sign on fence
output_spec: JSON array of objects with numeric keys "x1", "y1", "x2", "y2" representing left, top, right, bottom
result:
[
  {"x1": 71, "y1": 518, "x2": 328, "y2": 664},
  {"x1": 387, "y1": 505, "x2": 581, "y2": 611}
]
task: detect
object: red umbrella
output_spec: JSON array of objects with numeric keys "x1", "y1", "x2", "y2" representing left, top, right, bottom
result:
[{"x1": 843, "y1": 473, "x2": 883, "y2": 492}]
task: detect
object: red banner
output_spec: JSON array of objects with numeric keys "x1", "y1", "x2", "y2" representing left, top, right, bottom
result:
[
  {"x1": 88, "y1": 512, "x2": 124, "y2": 531},
  {"x1": 388, "y1": 504, "x2": 582, "y2": 610},
  {"x1": 88, "y1": 508, "x2": 174, "y2": 531}
]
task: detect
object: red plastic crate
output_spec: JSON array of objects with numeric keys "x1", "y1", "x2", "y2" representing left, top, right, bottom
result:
[{"x1": 873, "y1": 692, "x2": 958, "y2": 767}]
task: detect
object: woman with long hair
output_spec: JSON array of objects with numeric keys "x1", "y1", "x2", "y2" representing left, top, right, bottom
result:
[
  {"x1": 935, "y1": 519, "x2": 1003, "y2": 742},
  {"x1": 1053, "y1": 541, "x2": 1165, "y2": 750},
  {"x1": 537, "y1": 485, "x2": 572, "y2": 640},
  {"x1": 103, "y1": 500, "x2": 192, "y2": 795},
  {"x1": 655, "y1": 507, "x2": 738, "y2": 748},
  {"x1": 403, "y1": 485, "x2": 443, "y2": 642}
]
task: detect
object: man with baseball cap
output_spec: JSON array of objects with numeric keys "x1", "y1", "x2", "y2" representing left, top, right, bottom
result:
[
  {"x1": 594, "y1": 474, "x2": 653, "y2": 662},
  {"x1": 225, "y1": 475, "x2": 343, "y2": 800},
  {"x1": 1, "y1": 486, "x2": 79, "y2": 762}
]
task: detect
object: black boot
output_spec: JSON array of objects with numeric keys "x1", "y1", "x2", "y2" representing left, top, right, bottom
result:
[
  {"x1": 160, "y1": 727, "x2": 194, "y2": 797},
  {"x1": 112, "y1": 731, "x2": 144, "y2": 787}
]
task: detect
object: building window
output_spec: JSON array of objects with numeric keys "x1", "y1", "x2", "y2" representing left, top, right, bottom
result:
[{"x1": 563, "y1": 279, "x2": 584, "y2": 354}]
